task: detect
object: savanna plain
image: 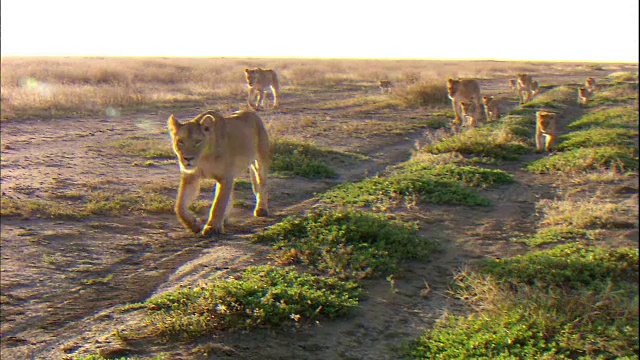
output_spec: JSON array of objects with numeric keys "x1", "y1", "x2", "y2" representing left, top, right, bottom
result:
[{"x1": 0, "y1": 57, "x2": 638, "y2": 359}]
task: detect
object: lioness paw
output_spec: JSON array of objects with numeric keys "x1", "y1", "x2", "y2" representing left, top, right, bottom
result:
[
  {"x1": 201, "y1": 224, "x2": 224, "y2": 237},
  {"x1": 254, "y1": 208, "x2": 269, "y2": 217}
]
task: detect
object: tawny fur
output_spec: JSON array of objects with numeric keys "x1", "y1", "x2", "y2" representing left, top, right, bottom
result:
[
  {"x1": 578, "y1": 86, "x2": 592, "y2": 105},
  {"x1": 244, "y1": 68, "x2": 280, "y2": 110},
  {"x1": 378, "y1": 80, "x2": 392, "y2": 93},
  {"x1": 508, "y1": 79, "x2": 517, "y2": 90},
  {"x1": 459, "y1": 101, "x2": 482, "y2": 128},
  {"x1": 168, "y1": 110, "x2": 270, "y2": 236},
  {"x1": 585, "y1": 77, "x2": 597, "y2": 93},
  {"x1": 516, "y1": 73, "x2": 534, "y2": 104},
  {"x1": 482, "y1": 95, "x2": 510, "y2": 121},
  {"x1": 447, "y1": 78, "x2": 484, "y2": 125},
  {"x1": 535, "y1": 111, "x2": 557, "y2": 152}
]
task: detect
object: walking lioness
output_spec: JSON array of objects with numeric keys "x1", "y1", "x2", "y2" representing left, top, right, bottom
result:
[
  {"x1": 447, "y1": 78, "x2": 483, "y2": 125},
  {"x1": 516, "y1": 73, "x2": 534, "y2": 104},
  {"x1": 245, "y1": 68, "x2": 280, "y2": 110},
  {"x1": 168, "y1": 110, "x2": 270, "y2": 236}
]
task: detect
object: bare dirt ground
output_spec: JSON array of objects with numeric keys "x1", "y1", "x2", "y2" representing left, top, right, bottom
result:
[{"x1": 1, "y1": 65, "x2": 638, "y2": 359}]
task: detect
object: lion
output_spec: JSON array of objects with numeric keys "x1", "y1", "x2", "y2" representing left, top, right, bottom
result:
[
  {"x1": 244, "y1": 68, "x2": 280, "y2": 111},
  {"x1": 531, "y1": 80, "x2": 540, "y2": 97},
  {"x1": 167, "y1": 109, "x2": 270, "y2": 236},
  {"x1": 482, "y1": 95, "x2": 510, "y2": 121},
  {"x1": 459, "y1": 101, "x2": 482, "y2": 128},
  {"x1": 447, "y1": 78, "x2": 484, "y2": 125},
  {"x1": 578, "y1": 86, "x2": 592, "y2": 105},
  {"x1": 585, "y1": 77, "x2": 597, "y2": 92},
  {"x1": 378, "y1": 80, "x2": 392, "y2": 93},
  {"x1": 516, "y1": 73, "x2": 534, "y2": 104},
  {"x1": 535, "y1": 110, "x2": 557, "y2": 152},
  {"x1": 508, "y1": 79, "x2": 517, "y2": 90}
]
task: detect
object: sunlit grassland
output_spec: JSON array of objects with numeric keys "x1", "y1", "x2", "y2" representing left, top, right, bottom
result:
[
  {"x1": 404, "y1": 244, "x2": 639, "y2": 359},
  {"x1": 1, "y1": 57, "x2": 626, "y2": 121}
]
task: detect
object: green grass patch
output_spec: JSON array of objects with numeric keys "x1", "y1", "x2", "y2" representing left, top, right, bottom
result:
[
  {"x1": 405, "y1": 244, "x2": 639, "y2": 359},
  {"x1": 521, "y1": 85, "x2": 576, "y2": 110},
  {"x1": 321, "y1": 162, "x2": 513, "y2": 209},
  {"x1": 479, "y1": 243, "x2": 638, "y2": 288},
  {"x1": 271, "y1": 140, "x2": 343, "y2": 179},
  {"x1": 525, "y1": 146, "x2": 638, "y2": 173},
  {"x1": 567, "y1": 106, "x2": 638, "y2": 130},
  {"x1": 515, "y1": 226, "x2": 592, "y2": 247},
  {"x1": 421, "y1": 126, "x2": 531, "y2": 160},
  {"x1": 146, "y1": 265, "x2": 362, "y2": 338},
  {"x1": 556, "y1": 127, "x2": 638, "y2": 151},
  {"x1": 254, "y1": 209, "x2": 439, "y2": 279}
]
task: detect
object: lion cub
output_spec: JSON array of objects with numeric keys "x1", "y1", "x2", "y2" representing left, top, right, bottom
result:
[
  {"x1": 508, "y1": 79, "x2": 517, "y2": 91},
  {"x1": 482, "y1": 96, "x2": 510, "y2": 121},
  {"x1": 585, "y1": 77, "x2": 597, "y2": 92},
  {"x1": 535, "y1": 111, "x2": 557, "y2": 152},
  {"x1": 447, "y1": 78, "x2": 483, "y2": 125},
  {"x1": 378, "y1": 80, "x2": 392, "y2": 93},
  {"x1": 516, "y1": 73, "x2": 534, "y2": 104},
  {"x1": 167, "y1": 110, "x2": 270, "y2": 236},
  {"x1": 578, "y1": 86, "x2": 592, "y2": 106},
  {"x1": 531, "y1": 81, "x2": 540, "y2": 97},
  {"x1": 459, "y1": 101, "x2": 482, "y2": 128}
]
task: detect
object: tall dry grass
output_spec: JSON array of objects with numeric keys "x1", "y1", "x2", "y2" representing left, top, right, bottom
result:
[{"x1": 0, "y1": 57, "x2": 633, "y2": 120}]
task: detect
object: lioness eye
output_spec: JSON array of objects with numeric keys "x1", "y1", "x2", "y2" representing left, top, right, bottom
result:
[{"x1": 177, "y1": 140, "x2": 184, "y2": 145}]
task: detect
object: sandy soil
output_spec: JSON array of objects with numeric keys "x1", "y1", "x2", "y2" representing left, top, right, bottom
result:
[{"x1": 1, "y1": 65, "x2": 638, "y2": 359}]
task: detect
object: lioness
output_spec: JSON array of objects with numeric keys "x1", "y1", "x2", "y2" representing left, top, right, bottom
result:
[
  {"x1": 168, "y1": 110, "x2": 270, "y2": 236},
  {"x1": 535, "y1": 111, "x2": 556, "y2": 152},
  {"x1": 378, "y1": 80, "x2": 392, "y2": 93},
  {"x1": 516, "y1": 73, "x2": 534, "y2": 104},
  {"x1": 482, "y1": 95, "x2": 510, "y2": 121},
  {"x1": 578, "y1": 86, "x2": 592, "y2": 106},
  {"x1": 585, "y1": 77, "x2": 597, "y2": 92},
  {"x1": 244, "y1": 68, "x2": 279, "y2": 111},
  {"x1": 447, "y1": 78, "x2": 483, "y2": 125}
]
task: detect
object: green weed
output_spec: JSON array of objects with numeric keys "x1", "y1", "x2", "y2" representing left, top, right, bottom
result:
[
  {"x1": 567, "y1": 106, "x2": 638, "y2": 130},
  {"x1": 146, "y1": 265, "x2": 362, "y2": 338},
  {"x1": 422, "y1": 126, "x2": 531, "y2": 160},
  {"x1": 525, "y1": 146, "x2": 638, "y2": 173},
  {"x1": 271, "y1": 140, "x2": 339, "y2": 178},
  {"x1": 253, "y1": 209, "x2": 439, "y2": 279},
  {"x1": 556, "y1": 128, "x2": 638, "y2": 151}
]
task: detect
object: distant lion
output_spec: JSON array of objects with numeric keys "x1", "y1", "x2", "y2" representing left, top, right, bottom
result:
[
  {"x1": 167, "y1": 110, "x2": 270, "y2": 236},
  {"x1": 585, "y1": 77, "x2": 597, "y2": 92},
  {"x1": 378, "y1": 80, "x2": 392, "y2": 93},
  {"x1": 244, "y1": 68, "x2": 280, "y2": 110},
  {"x1": 508, "y1": 79, "x2": 517, "y2": 90},
  {"x1": 516, "y1": 73, "x2": 534, "y2": 104},
  {"x1": 531, "y1": 80, "x2": 540, "y2": 97},
  {"x1": 535, "y1": 111, "x2": 556, "y2": 152},
  {"x1": 577, "y1": 86, "x2": 592, "y2": 106},
  {"x1": 447, "y1": 78, "x2": 483, "y2": 125},
  {"x1": 482, "y1": 95, "x2": 510, "y2": 121}
]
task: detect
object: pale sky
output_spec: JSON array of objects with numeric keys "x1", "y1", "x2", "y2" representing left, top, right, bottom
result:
[{"x1": 1, "y1": 0, "x2": 638, "y2": 62}]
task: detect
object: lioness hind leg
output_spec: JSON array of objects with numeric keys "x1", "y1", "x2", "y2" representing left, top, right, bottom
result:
[
  {"x1": 249, "y1": 160, "x2": 269, "y2": 217},
  {"x1": 270, "y1": 85, "x2": 279, "y2": 108}
]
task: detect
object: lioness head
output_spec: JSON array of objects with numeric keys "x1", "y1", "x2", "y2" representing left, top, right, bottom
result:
[
  {"x1": 446, "y1": 78, "x2": 459, "y2": 98},
  {"x1": 244, "y1": 68, "x2": 261, "y2": 86},
  {"x1": 482, "y1": 95, "x2": 493, "y2": 107},
  {"x1": 536, "y1": 111, "x2": 556, "y2": 130},
  {"x1": 168, "y1": 112, "x2": 221, "y2": 173}
]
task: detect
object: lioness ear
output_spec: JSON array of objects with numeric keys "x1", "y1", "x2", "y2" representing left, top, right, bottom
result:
[
  {"x1": 200, "y1": 115, "x2": 215, "y2": 133},
  {"x1": 244, "y1": 68, "x2": 250, "y2": 73},
  {"x1": 168, "y1": 115, "x2": 180, "y2": 137}
]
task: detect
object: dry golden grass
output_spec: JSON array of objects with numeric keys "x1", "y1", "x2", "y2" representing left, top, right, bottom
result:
[{"x1": 2, "y1": 57, "x2": 626, "y2": 121}]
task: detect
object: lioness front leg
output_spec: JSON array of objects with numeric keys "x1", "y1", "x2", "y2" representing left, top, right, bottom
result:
[
  {"x1": 175, "y1": 173, "x2": 202, "y2": 233},
  {"x1": 250, "y1": 161, "x2": 269, "y2": 217},
  {"x1": 202, "y1": 178, "x2": 234, "y2": 237},
  {"x1": 452, "y1": 100, "x2": 462, "y2": 124}
]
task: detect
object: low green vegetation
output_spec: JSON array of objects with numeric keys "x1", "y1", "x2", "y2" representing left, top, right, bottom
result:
[
  {"x1": 106, "y1": 139, "x2": 174, "y2": 159},
  {"x1": 525, "y1": 145, "x2": 638, "y2": 174},
  {"x1": 271, "y1": 139, "x2": 343, "y2": 178},
  {"x1": 393, "y1": 81, "x2": 450, "y2": 108},
  {"x1": 253, "y1": 209, "x2": 440, "y2": 279},
  {"x1": 421, "y1": 126, "x2": 531, "y2": 161},
  {"x1": 405, "y1": 244, "x2": 639, "y2": 359},
  {"x1": 567, "y1": 106, "x2": 638, "y2": 130},
  {"x1": 145, "y1": 265, "x2": 362, "y2": 338},
  {"x1": 556, "y1": 127, "x2": 638, "y2": 151},
  {"x1": 521, "y1": 85, "x2": 576, "y2": 110}
]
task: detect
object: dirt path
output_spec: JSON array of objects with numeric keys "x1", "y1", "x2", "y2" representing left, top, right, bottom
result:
[{"x1": 0, "y1": 69, "x2": 632, "y2": 359}]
